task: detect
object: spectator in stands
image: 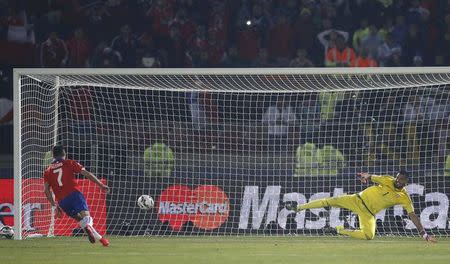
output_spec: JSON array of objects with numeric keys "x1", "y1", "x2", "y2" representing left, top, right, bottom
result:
[
  {"x1": 137, "y1": 30, "x2": 155, "y2": 54},
  {"x1": 386, "y1": 52, "x2": 403, "y2": 67},
  {"x1": 66, "y1": 28, "x2": 90, "y2": 67},
  {"x1": 207, "y1": 37, "x2": 226, "y2": 67},
  {"x1": 111, "y1": 24, "x2": 138, "y2": 67},
  {"x1": 333, "y1": 0, "x2": 353, "y2": 28},
  {"x1": 317, "y1": 145, "x2": 346, "y2": 176},
  {"x1": 146, "y1": 0, "x2": 174, "y2": 39},
  {"x1": 262, "y1": 96, "x2": 297, "y2": 139},
  {"x1": 403, "y1": 95, "x2": 425, "y2": 123},
  {"x1": 85, "y1": 3, "x2": 112, "y2": 42},
  {"x1": 317, "y1": 28, "x2": 349, "y2": 65},
  {"x1": 192, "y1": 51, "x2": 210, "y2": 67},
  {"x1": 425, "y1": 94, "x2": 449, "y2": 121},
  {"x1": 40, "y1": 32, "x2": 68, "y2": 67},
  {"x1": 267, "y1": 13, "x2": 294, "y2": 61},
  {"x1": 220, "y1": 46, "x2": 243, "y2": 67},
  {"x1": 143, "y1": 142, "x2": 174, "y2": 177},
  {"x1": 68, "y1": 87, "x2": 92, "y2": 123},
  {"x1": 298, "y1": 94, "x2": 320, "y2": 121},
  {"x1": 402, "y1": 24, "x2": 425, "y2": 66},
  {"x1": 275, "y1": 0, "x2": 298, "y2": 23},
  {"x1": 188, "y1": 91, "x2": 207, "y2": 130},
  {"x1": 136, "y1": 30, "x2": 156, "y2": 65},
  {"x1": 163, "y1": 25, "x2": 188, "y2": 67},
  {"x1": 383, "y1": 0, "x2": 406, "y2": 17},
  {"x1": 138, "y1": 51, "x2": 161, "y2": 68},
  {"x1": 91, "y1": 41, "x2": 121, "y2": 67},
  {"x1": 295, "y1": 142, "x2": 319, "y2": 177},
  {"x1": 325, "y1": 34, "x2": 355, "y2": 67},
  {"x1": 351, "y1": 47, "x2": 378, "y2": 67},
  {"x1": 377, "y1": 17, "x2": 394, "y2": 41},
  {"x1": 412, "y1": 55, "x2": 424, "y2": 66},
  {"x1": 1, "y1": 0, "x2": 450, "y2": 81},
  {"x1": 293, "y1": 8, "x2": 317, "y2": 55},
  {"x1": 289, "y1": 49, "x2": 314, "y2": 67},
  {"x1": 170, "y1": 8, "x2": 196, "y2": 43},
  {"x1": 378, "y1": 33, "x2": 402, "y2": 66},
  {"x1": 188, "y1": 81, "x2": 218, "y2": 129},
  {"x1": 391, "y1": 15, "x2": 408, "y2": 45},
  {"x1": 273, "y1": 57, "x2": 290, "y2": 67},
  {"x1": 321, "y1": 2, "x2": 339, "y2": 26},
  {"x1": 0, "y1": 97, "x2": 12, "y2": 124},
  {"x1": 242, "y1": 3, "x2": 271, "y2": 40},
  {"x1": 236, "y1": 0, "x2": 251, "y2": 27},
  {"x1": 188, "y1": 24, "x2": 208, "y2": 60},
  {"x1": 252, "y1": 48, "x2": 273, "y2": 67},
  {"x1": 319, "y1": 91, "x2": 345, "y2": 122},
  {"x1": 434, "y1": 15, "x2": 450, "y2": 64},
  {"x1": 297, "y1": 94, "x2": 320, "y2": 143},
  {"x1": 208, "y1": 14, "x2": 227, "y2": 46},
  {"x1": 3, "y1": 7, "x2": 34, "y2": 44},
  {"x1": 407, "y1": 0, "x2": 430, "y2": 25},
  {"x1": 352, "y1": 18, "x2": 370, "y2": 52},
  {"x1": 155, "y1": 49, "x2": 170, "y2": 67},
  {"x1": 236, "y1": 19, "x2": 262, "y2": 65},
  {"x1": 361, "y1": 25, "x2": 384, "y2": 59},
  {"x1": 433, "y1": 52, "x2": 450, "y2": 66}
]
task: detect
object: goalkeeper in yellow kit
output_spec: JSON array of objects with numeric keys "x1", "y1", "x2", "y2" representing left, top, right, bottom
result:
[{"x1": 290, "y1": 171, "x2": 436, "y2": 242}]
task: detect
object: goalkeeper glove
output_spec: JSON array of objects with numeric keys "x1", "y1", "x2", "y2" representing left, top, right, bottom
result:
[{"x1": 285, "y1": 202, "x2": 298, "y2": 212}]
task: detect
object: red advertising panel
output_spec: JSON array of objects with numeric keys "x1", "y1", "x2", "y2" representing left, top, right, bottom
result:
[
  {"x1": 0, "y1": 179, "x2": 14, "y2": 227},
  {"x1": 157, "y1": 184, "x2": 230, "y2": 231},
  {"x1": 0, "y1": 179, "x2": 107, "y2": 236}
]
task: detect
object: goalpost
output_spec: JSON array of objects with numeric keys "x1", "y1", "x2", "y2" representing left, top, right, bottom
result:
[{"x1": 13, "y1": 68, "x2": 450, "y2": 240}]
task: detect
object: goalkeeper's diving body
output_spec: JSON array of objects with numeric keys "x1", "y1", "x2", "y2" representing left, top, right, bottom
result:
[{"x1": 290, "y1": 171, "x2": 436, "y2": 242}]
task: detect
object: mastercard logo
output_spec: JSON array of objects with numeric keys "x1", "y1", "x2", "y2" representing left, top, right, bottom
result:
[{"x1": 157, "y1": 184, "x2": 230, "y2": 231}]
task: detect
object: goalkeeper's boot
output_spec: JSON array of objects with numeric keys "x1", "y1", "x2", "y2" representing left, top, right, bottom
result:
[
  {"x1": 84, "y1": 226, "x2": 96, "y2": 244},
  {"x1": 335, "y1": 226, "x2": 345, "y2": 235},
  {"x1": 100, "y1": 237, "x2": 110, "y2": 247}
]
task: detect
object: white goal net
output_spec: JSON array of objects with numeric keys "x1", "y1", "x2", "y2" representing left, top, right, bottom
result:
[{"x1": 13, "y1": 68, "x2": 450, "y2": 239}]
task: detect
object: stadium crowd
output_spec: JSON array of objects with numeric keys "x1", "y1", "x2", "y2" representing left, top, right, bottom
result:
[
  {"x1": 1, "y1": 0, "x2": 450, "y2": 70},
  {"x1": 1, "y1": 0, "x2": 450, "y2": 159}
]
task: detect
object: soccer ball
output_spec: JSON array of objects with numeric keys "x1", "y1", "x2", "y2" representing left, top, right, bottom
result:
[
  {"x1": 0, "y1": 226, "x2": 14, "y2": 239},
  {"x1": 137, "y1": 195, "x2": 154, "y2": 210}
]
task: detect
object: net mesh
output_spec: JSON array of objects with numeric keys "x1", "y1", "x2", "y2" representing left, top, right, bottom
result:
[{"x1": 17, "y1": 69, "x2": 450, "y2": 238}]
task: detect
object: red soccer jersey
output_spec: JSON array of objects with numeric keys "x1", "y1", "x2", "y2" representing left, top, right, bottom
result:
[{"x1": 43, "y1": 159, "x2": 84, "y2": 201}]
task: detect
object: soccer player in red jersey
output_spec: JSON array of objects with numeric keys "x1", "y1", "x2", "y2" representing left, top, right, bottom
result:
[{"x1": 43, "y1": 145, "x2": 110, "y2": 246}]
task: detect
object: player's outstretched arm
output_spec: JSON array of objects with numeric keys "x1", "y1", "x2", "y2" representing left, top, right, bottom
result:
[
  {"x1": 80, "y1": 170, "x2": 110, "y2": 193},
  {"x1": 408, "y1": 212, "x2": 437, "y2": 243}
]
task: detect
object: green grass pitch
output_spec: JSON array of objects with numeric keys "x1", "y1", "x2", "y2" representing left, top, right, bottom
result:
[{"x1": 1, "y1": 236, "x2": 449, "y2": 264}]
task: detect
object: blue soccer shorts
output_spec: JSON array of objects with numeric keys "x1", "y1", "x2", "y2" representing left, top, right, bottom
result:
[{"x1": 58, "y1": 191, "x2": 89, "y2": 218}]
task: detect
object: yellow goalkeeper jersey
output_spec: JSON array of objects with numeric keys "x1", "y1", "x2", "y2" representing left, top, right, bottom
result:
[{"x1": 358, "y1": 175, "x2": 414, "y2": 215}]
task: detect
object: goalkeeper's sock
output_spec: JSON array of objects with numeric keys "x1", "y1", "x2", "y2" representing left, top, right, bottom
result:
[
  {"x1": 297, "y1": 198, "x2": 330, "y2": 211},
  {"x1": 337, "y1": 228, "x2": 371, "y2": 240}
]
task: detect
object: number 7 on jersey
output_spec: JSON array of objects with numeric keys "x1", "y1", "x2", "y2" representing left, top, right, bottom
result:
[{"x1": 53, "y1": 168, "x2": 63, "y2": 187}]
